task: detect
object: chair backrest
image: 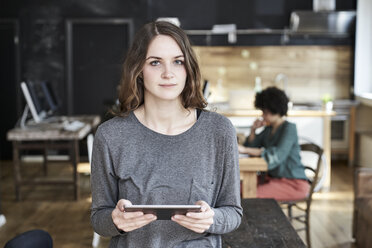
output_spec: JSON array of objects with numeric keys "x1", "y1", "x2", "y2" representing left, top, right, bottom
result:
[
  {"x1": 4, "y1": 229, "x2": 53, "y2": 248},
  {"x1": 300, "y1": 143, "x2": 324, "y2": 203},
  {"x1": 87, "y1": 133, "x2": 94, "y2": 164}
]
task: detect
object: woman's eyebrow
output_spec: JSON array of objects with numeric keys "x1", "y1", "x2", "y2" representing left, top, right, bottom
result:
[
  {"x1": 146, "y1": 56, "x2": 162, "y2": 60},
  {"x1": 146, "y1": 55, "x2": 184, "y2": 60}
]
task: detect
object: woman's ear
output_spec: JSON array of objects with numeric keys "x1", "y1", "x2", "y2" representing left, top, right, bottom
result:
[{"x1": 137, "y1": 72, "x2": 144, "y2": 84}]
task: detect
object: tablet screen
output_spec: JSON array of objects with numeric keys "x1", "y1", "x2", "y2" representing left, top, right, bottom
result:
[{"x1": 124, "y1": 205, "x2": 202, "y2": 220}]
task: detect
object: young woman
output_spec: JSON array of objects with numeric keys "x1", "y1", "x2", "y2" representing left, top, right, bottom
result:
[
  {"x1": 238, "y1": 87, "x2": 309, "y2": 201},
  {"x1": 90, "y1": 21, "x2": 242, "y2": 247}
]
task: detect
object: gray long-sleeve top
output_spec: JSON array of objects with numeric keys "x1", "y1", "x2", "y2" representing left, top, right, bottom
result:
[{"x1": 91, "y1": 110, "x2": 242, "y2": 248}]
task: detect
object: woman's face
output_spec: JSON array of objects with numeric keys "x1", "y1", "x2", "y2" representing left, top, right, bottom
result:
[
  {"x1": 262, "y1": 109, "x2": 281, "y2": 125},
  {"x1": 142, "y1": 35, "x2": 187, "y2": 103}
]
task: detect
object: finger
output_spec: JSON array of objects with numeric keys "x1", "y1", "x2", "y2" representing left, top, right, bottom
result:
[
  {"x1": 195, "y1": 201, "x2": 211, "y2": 212},
  {"x1": 125, "y1": 213, "x2": 156, "y2": 222},
  {"x1": 172, "y1": 215, "x2": 209, "y2": 227},
  {"x1": 172, "y1": 218, "x2": 210, "y2": 233},
  {"x1": 122, "y1": 211, "x2": 145, "y2": 219},
  {"x1": 117, "y1": 199, "x2": 132, "y2": 211},
  {"x1": 122, "y1": 214, "x2": 157, "y2": 231},
  {"x1": 186, "y1": 210, "x2": 214, "y2": 220},
  {"x1": 121, "y1": 218, "x2": 156, "y2": 232},
  {"x1": 182, "y1": 202, "x2": 213, "y2": 219},
  {"x1": 173, "y1": 214, "x2": 213, "y2": 225},
  {"x1": 116, "y1": 212, "x2": 154, "y2": 228},
  {"x1": 175, "y1": 221, "x2": 210, "y2": 231}
]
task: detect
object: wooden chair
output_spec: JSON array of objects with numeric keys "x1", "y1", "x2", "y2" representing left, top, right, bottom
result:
[{"x1": 280, "y1": 143, "x2": 324, "y2": 248}]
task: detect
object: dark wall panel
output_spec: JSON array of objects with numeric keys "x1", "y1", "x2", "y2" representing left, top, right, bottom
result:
[
  {"x1": 0, "y1": 22, "x2": 18, "y2": 159},
  {"x1": 147, "y1": 0, "x2": 217, "y2": 29},
  {"x1": 70, "y1": 22, "x2": 130, "y2": 115},
  {"x1": 1, "y1": 0, "x2": 147, "y2": 115}
]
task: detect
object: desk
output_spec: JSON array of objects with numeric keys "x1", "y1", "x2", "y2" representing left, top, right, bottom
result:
[
  {"x1": 239, "y1": 157, "x2": 267, "y2": 198},
  {"x1": 7, "y1": 115, "x2": 100, "y2": 201},
  {"x1": 222, "y1": 198, "x2": 306, "y2": 248}
]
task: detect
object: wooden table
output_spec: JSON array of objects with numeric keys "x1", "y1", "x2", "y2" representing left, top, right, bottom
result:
[
  {"x1": 222, "y1": 198, "x2": 306, "y2": 248},
  {"x1": 7, "y1": 115, "x2": 100, "y2": 201},
  {"x1": 239, "y1": 157, "x2": 268, "y2": 198}
]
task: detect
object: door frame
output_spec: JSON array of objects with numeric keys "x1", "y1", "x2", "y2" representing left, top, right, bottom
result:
[{"x1": 0, "y1": 19, "x2": 22, "y2": 115}]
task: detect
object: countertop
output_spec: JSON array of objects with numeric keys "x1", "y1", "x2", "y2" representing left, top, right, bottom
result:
[{"x1": 222, "y1": 198, "x2": 306, "y2": 248}]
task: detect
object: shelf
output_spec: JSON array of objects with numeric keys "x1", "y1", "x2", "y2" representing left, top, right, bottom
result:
[{"x1": 185, "y1": 28, "x2": 351, "y2": 38}]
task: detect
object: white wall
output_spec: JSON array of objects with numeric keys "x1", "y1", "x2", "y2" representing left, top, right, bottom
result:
[{"x1": 355, "y1": 0, "x2": 372, "y2": 97}]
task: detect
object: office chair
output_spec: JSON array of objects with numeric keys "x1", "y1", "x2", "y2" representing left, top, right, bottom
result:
[
  {"x1": 4, "y1": 229, "x2": 53, "y2": 248},
  {"x1": 280, "y1": 143, "x2": 324, "y2": 248}
]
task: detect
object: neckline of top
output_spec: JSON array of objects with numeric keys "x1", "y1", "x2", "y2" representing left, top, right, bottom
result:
[{"x1": 129, "y1": 109, "x2": 205, "y2": 140}]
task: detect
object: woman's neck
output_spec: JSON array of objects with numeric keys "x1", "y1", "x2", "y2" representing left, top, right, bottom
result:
[
  {"x1": 271, "y1": 118, "x2": 285, "y2": 133},
  {"x1": 134, "y1": 98, "x2": 196, "y2": 135}
]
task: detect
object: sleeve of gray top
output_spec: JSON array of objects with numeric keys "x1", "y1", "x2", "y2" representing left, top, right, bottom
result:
[
  {"x1": 90, "y1": 128, "x2": 125, "y2": 237},
  {"x1": 207, "y1": 121, "x2": 243, "y2": 234}
]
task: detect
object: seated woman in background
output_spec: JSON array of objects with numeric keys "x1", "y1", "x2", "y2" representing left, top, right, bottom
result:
[{"x1": 238, "y1": 87, "x2": 309, "y2": 201}]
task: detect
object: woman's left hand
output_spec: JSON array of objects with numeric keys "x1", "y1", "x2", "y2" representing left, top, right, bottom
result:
[
  {"x1": 238, "y1": 144, "x2": 247, "y2": 154},
  {"x1": 171, "y1": 200, "x2": 214, "y2": 233}
]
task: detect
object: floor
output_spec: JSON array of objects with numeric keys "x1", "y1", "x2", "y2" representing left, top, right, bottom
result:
[
  {"x1": 290, "y1": 160, "x2": 356, "y2": 248},
  {"x1": 0, "y1": 159, "x2": 355, "y2": 247}
]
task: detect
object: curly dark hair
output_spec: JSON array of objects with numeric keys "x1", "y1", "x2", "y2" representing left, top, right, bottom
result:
[{"x1": 254, "y1": 87, "x2": 289, "y2": 116}]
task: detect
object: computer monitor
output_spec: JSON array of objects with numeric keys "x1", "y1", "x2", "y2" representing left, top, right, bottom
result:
[
  {"x1": 202, "y1": 80, "x2": 210, "y2": 101},
  {"x1": 20, "y1": 81, "x2": 45, "y2": 123},
  {"x1": 20, "y1": 81, "x2": 59, "y2": 123},
  {"x1": 40, "y1": 81, "x2": 59, "y2": 114}
]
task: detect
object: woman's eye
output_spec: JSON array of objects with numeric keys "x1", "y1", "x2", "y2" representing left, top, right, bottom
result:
[
  {"x1": 150, "y1": 60, "x2": 160, "y2": 66},
  {"x1": 174, "y1": 60, "x2": 184, "y2": 65}
]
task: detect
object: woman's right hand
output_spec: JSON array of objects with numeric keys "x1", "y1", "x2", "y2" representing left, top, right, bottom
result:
[
  {"x1": 252, "y1": 118, "x2": 265, "y2": 131},
  {"x1": 112, "y1": 199, "x2": 157, "y2": 232}
]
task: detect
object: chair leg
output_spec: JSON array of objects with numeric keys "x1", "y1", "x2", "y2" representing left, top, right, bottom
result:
[
  {"x1": 305, "y1": 210, "x2": 311, "y2": 248},
  {"x1": 287, "y1": 204, "x2": 293, "y2": 222}
]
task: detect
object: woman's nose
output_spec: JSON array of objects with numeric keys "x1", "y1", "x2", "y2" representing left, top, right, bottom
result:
[{"x1": 161, "y1": 64, "x2": 174, "y2": 79}]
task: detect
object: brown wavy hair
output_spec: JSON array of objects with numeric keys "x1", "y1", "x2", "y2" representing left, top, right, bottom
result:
[{"x1": 114, "y1": 21, "x2": 207, "y2": 116}]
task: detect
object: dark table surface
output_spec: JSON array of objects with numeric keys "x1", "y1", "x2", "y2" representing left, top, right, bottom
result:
[{"x1": 222, "y1": 198, "x2": 306, "y2": 248}]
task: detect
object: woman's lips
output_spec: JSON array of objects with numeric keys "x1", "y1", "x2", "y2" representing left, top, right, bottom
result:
[{"x1": 159, "y1": 83, "x2": 177, "y2": 88}]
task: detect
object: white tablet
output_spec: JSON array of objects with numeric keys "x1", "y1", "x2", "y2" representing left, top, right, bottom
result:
[{"x1": 124, "y1": 205, "x2": 202, "y2": 220}]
